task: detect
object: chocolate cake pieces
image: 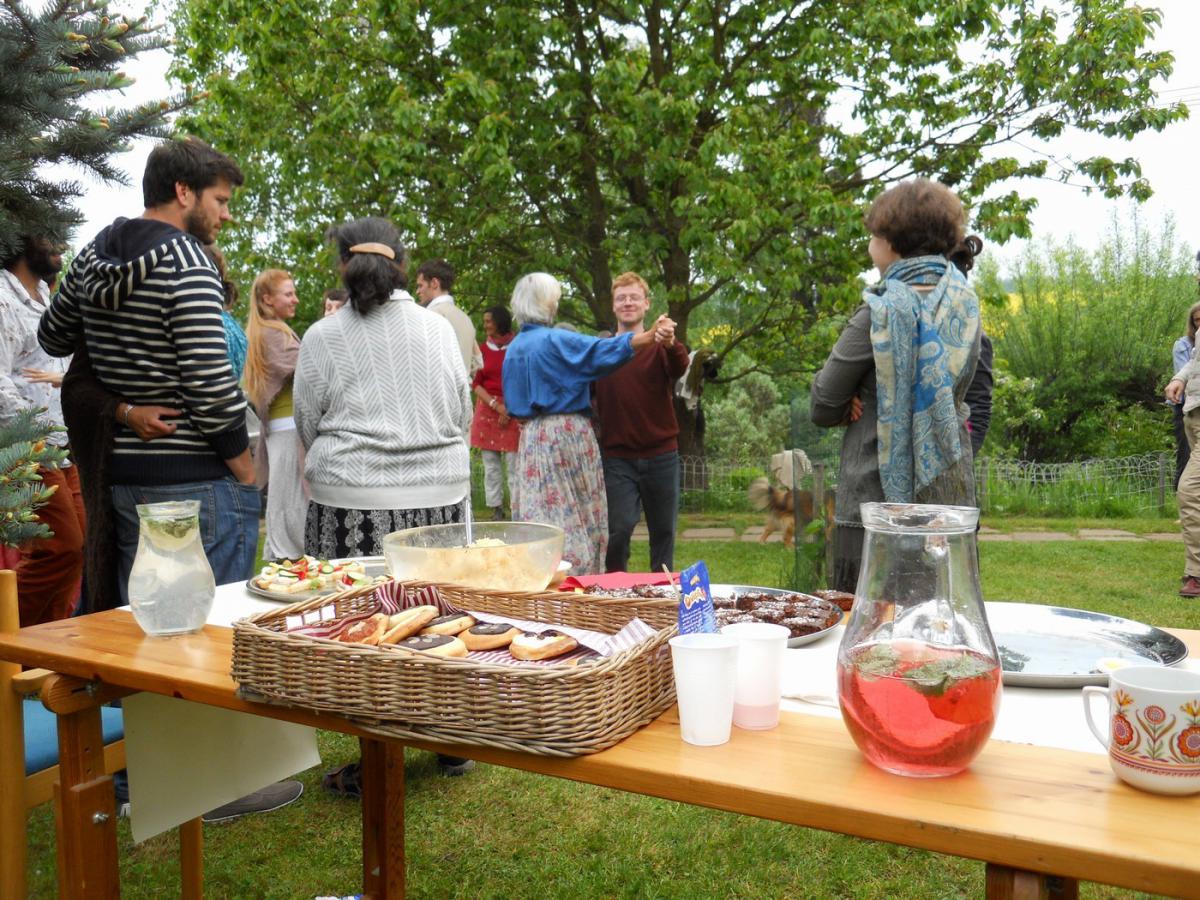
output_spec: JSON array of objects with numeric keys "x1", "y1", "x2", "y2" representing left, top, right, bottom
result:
[
  {"x1": 811, "y1": 589, "x2": 855, "y2": 612},
  {"x1": 578, "y1": 582, "x2": 842, "y2": 640},
  {"x1": 715, "y1": 592, "x2": 842, "y2": 639}
]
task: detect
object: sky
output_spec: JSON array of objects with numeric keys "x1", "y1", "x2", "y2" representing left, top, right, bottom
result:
[{"x1": 69, "y1": 1, "x2": 1200, "y2": 273}]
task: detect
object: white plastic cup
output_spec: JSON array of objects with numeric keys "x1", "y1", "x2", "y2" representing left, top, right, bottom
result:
[
  {"x1": 669, "y1": 633, "x2": 739, "y2": 746},
  {"x1": 720, "y1": 622, "x2": 789, "y2": 730}
]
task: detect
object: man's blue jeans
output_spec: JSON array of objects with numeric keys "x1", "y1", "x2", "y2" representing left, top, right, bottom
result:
[
  {"x1": 112, "y1": 477, "x2": 262, "y2": 603},
  {"x1": 603, "y1": 451, "x2": 680, "y2": 573}
]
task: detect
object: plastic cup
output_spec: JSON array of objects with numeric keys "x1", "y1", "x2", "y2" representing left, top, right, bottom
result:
[
  {"x1": 720, "y1": 622, "x2": 789, "y2": 730},
  {"x1": 669, "y1": 633, "x2": 739, "y2": 746}
]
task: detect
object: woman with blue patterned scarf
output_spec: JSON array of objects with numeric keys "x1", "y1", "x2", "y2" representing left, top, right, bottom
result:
[{"x1": 811, "y1": 179, "x2": 983, "y2": 593}]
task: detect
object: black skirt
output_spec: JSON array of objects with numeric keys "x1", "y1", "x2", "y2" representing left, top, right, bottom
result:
[{"x1": 304, "y1": 500, "x2": 464, "y2": 559}]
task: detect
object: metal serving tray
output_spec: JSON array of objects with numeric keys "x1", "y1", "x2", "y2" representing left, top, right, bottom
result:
[
  {"x1": 985, "y1": 601, "x2": 1188, "y2": 688},
  {"x1": 710, "y1": 583, "x2": 842, "y2": 648}
]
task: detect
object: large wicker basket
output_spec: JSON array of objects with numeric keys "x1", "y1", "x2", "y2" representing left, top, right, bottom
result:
[{"x1": 232, "y1": 581, "x2": 679, "y2": 757}]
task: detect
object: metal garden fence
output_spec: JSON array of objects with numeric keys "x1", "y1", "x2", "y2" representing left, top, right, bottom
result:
[{"x1": 471, "y1": 450, "x2": 1177, "y2": 517}]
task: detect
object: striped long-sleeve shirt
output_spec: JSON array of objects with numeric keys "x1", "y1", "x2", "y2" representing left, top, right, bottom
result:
[{"x1": 38, "y1": 217, "x2": 248, "y2": 485}]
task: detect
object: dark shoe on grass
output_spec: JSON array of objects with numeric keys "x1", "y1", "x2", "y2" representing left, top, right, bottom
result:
[
  {"x1": 1180, "y1": 576, "x2": 1200, "y2": 598},
  {"x1": 201, "y1": 780, "x2": 303, "y2": 823},
  {"x1": 438, "y1": 754, "x2": 475, "y2": 777},
  {"x1": 490, "y1": 507, "x2": 505, "y2": 522},
  {"x1": 322, "y1": 762, "x2": 362, "y2": 799}
]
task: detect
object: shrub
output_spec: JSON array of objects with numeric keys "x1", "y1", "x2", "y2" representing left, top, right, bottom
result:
[
  {"x1": 704, "y1": 369, "x2": 791, "y2": 462},
  {"x1": 980, "y1": 212, "x2": 1195, "y2": 461}
]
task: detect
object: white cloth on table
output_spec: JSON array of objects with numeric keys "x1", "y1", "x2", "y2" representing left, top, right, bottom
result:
[
  {"x1": 120, "y1": 583, "x2": 319, "y2": 843},
  {"x1": 780, "y1": 624, "x2": 1200, "y2": 756}
]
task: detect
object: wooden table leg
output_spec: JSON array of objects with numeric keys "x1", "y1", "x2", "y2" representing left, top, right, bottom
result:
[
  {"x1": 53, "y1": 705, "x2": 119, "y2": 898},
  {"x1": 985, "y1": 863, "x2": 1080, "y2": 900},
  {"x1": 361, "y1": 738, "x2": 405, "y2": 899},
  {"x1": 180, "y1": 816, "x2": 203, "y2": 899}
]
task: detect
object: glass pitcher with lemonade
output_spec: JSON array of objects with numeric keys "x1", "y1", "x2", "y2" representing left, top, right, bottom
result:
[
  {"x1": 837, "y1": 503, "x2": 1002, "y2": 777},
  {"x1": 127, "y1": 500, "x2": 216, "y2": 636}
]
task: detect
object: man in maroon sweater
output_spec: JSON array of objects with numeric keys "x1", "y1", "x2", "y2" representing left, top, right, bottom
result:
[{"x1": 594, "y1": 272, "x2": 690, "y2": 572}]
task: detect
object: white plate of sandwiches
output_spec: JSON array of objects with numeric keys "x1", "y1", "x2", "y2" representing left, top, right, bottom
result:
[{"x1": 247, "y1": 555, "x2": 389, "y2": 600}]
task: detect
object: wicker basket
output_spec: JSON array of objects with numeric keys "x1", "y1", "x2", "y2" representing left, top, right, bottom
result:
[{"x1": 232, "y1": 581, "x2": 680, "y2": 757}]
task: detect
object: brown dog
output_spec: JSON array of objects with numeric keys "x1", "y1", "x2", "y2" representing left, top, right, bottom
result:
[{"x1": 747, "y1": 478, "x2": 834, "y2": 548}]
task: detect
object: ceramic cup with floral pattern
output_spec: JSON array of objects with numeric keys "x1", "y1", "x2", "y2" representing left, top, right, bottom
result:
[{"x1": 1083, "y1": 666, "x2": 1200, "y2": 796}]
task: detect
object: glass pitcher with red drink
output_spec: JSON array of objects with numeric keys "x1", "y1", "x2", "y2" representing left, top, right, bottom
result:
[{"x1": 837, "y1": 503, "x2": 1001, "y2": 777}]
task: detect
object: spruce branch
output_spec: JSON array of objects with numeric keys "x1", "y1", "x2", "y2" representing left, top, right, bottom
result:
[
  {"x1": 0, "y1": 409, "x2": 65, "y2": 546},
  {"x1": 1, "y1": 0, "x2": 197, "y2": 253}
]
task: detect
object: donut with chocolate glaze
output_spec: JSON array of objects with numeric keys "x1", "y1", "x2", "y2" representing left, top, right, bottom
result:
[
  {"x1": 393, "y1": 633, "x2": 469, "y2": 658},
  {"x1": 459, "y1": 622, "x2": 521, "y2": 651},
  {"x1": 419, "y1": 613, "x2": 477, "y2": 636},
  {"x1": 509, "y1": 629, "x2": 578, "y2": 661}
]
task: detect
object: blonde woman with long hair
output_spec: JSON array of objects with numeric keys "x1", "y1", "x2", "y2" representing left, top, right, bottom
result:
[{"x1": 245, "y1": 268, "x2": 306, "y2": 560}]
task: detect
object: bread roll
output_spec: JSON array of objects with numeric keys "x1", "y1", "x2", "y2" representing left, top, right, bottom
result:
[
  {"x1": 419, "y1": 613, "x2": 477, "y2": 636},
  {"x1": 380, "y1": 605, "x2": 440, "y2": 644},
  {"x1": 460, "y1": 622, "x2": 521, "y2": 650}
]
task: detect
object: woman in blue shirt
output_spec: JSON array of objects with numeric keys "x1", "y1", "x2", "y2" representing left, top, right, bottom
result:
[
  {"x1": 503, "y1": 272, "x2": 673, "y2": 574},
  {"x1": 1172, "y1": 302, "x2": 1200, "y2": 488}
]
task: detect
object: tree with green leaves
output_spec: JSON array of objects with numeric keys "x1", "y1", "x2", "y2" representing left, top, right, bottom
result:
[
  {"x1": 172, "y1": 0, "x2": 1185, "y2": 454},
  {"x1": 0, "y1": 0, "x2": 190, "y2": 256}
]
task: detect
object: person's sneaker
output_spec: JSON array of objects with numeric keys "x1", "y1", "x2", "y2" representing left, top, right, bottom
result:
[
  {"x1": 437, "y1": 756, "x2": 475, "y2": 777},
  {"x1": 201, "y1": 780, "x2": 304, "y2": 824}
]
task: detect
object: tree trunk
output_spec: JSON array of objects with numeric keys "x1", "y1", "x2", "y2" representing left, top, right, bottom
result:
[{"x1": 674, "y1": 398, "x2": 708, "y2": 490}]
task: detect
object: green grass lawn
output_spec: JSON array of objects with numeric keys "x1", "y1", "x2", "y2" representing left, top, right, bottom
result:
[{"x1": 24, "y1": 535, "x2": 1197, "y2": 898}]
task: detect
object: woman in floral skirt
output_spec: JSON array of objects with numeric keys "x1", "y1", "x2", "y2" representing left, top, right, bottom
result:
[{"x1": 502, "y1": 273, "x2": 674, "y2": 574}]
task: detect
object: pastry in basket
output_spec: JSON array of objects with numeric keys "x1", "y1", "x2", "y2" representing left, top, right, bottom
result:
[
  {"x1": 393, "y1": 633, "x2": 469, "y2": 658},
  {"x1": 459, "y1": 622, "x2": 521, "y2": 650},
  {"x1": 253, "y1": 555, "x2": 368, "y2": 594},
  {"x1": 420, "y1": 613, "x2": 477, "y2": 636},
  {"x1": 509, "y1": 629, "x2": 578, "y2": 661},
  {"x1": 380, "y1": 605, "x2": 440, "y2": 644},
  {"x1": 338, "y1": 613, "x2": 389, "y2": 645}
]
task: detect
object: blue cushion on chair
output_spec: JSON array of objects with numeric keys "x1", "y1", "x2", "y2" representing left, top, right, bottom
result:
[{"x1": 23, "y1": 699, "x2": 124, "y2": 776}]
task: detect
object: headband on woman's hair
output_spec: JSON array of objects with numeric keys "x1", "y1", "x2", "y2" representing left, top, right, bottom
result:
[{"x1": 349, "y1": 242, "x2": 396, "y2": 260}]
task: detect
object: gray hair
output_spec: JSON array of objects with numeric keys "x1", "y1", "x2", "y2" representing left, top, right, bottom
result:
[{"x1": 511, "y1": 272, "x2": 560, "y2": 326}]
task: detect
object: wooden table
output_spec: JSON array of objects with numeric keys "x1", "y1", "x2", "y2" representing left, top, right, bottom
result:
[{"x1": 2, "y1": 613, "x2": 1198, "y2": 899}]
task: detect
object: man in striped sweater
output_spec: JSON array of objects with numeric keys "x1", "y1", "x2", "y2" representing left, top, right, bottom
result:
[{"x1": 38, "y1": 138, "x2": 261, "y2": 594}]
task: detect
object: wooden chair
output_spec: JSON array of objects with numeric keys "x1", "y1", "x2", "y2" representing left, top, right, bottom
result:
[{"x1": 0, "y1": 569, "x2": 127, "y2": 895}]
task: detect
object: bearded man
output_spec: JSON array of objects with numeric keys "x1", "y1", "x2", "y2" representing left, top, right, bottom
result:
[{"x1": 1, "y1": 235, "x2": 86, "y2": 625}]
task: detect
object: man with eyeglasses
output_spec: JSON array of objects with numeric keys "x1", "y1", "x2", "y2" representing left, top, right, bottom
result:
[{"x1": 593, "y1": 271, "x2": 689, "y2": 574}]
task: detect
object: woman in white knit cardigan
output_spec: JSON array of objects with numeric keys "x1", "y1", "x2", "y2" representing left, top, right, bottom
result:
[
  {"x1": 295, "y1": 216, "x2": 476, "y2": 786},
  {"x1": 294, "y1": 217, "x2": 472, "y2": 559}
]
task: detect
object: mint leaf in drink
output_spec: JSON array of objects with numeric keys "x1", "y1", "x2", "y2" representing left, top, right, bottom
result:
[
  {"x1": 903, "y1": 653, "x2": 993, "y2": 697},
  {"x1": 148, "y1": 516, "x2": 196, "y2": 540},
  {"x1": 855, "y1": 644, "x2": 900, "y2": 679}
]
